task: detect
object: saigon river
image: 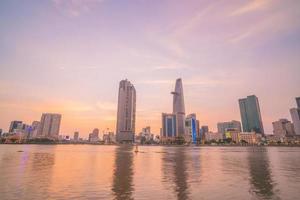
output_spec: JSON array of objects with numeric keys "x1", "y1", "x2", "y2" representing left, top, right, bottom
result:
[{"x1": 0, "y1": 145, "x2": 300, "y2": 200}]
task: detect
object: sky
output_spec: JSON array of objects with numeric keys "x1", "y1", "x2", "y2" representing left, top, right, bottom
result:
[{"x1": 0, "y1": 0, "x2": 299, "y2": 137}]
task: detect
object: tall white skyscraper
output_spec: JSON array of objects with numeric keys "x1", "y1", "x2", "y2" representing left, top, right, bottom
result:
[
  {"x1": 38, "y1": 113, "x2": 61, "y2": 138},
  {"x1": 171, "y1": 78, "x2": 185, "y2": 136},
  {"x1": 290, "y1": 108, "x2": 300, "y2": 135},
  {"x1": 290, "y1": 97, "x2": 300, "y2": 135},
  {"x1": 116, "y1": 79, "x2": 136, "y2": 143}
]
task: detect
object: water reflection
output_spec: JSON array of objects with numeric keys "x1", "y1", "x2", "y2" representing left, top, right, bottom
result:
[
  {"x1": 162, "y1": 147, "x2": 190, "y2": 200},
  {"x1": 247, "y1": 148, "x2": 277, "y2": 199},
  {"x1": 112, "y1": 145, "x2": 134, "y2": 200}
]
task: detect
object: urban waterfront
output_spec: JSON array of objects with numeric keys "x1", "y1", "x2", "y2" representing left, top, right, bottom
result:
[{"x1": 1, "y1": 145, "x2": 300, "y2": 200}]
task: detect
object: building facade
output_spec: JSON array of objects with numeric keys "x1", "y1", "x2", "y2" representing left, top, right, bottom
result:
[
  {"x1": 161, "y1": 113, "x2": 177, "y2": 140},
  {"x1": 239, "y1": 95, "x2": 264, "y2": 135},
  {"x1": 205, "y1": 132, "x2": 223, "y2": 142},
  {"x1": 38, "y1": 113, "x2": 61, "y2": 138},
  {"x1": 185, "y1": 113, "x2": 198, "y2": 143},
  {"x1": 9, "y1": 121, "x2": 23, "y2": 133},
  {"x1": 217, "y1": 120, "x2": 241, "y2": 135},
  {"x1": 272, "y1": 119, "x2": 295, "y2": 137},
  {"x1": 290, "y1": 108, "x2": 300, "y2": 135},
  {"x1": 89, "y1": 128, "x2": 99, "y2": 142},
  {"x1": 171, "y1": 78, "x2": 185, "y2": 136},
  {"x1": 73, "y1": 131, "x2": 79, "y2": 141},
  {"x1": 30, "y1": 121, "x2": 40, "y2": 138},
  {"x1": 290, "y1": 97, "x2": 300, "y2": 135},
  {"x1": 296, "y1": 97, "x2": 300, "y2": 108},
  {"x1": 116, "y1": 79, "x2": 136, "y2": 143}
]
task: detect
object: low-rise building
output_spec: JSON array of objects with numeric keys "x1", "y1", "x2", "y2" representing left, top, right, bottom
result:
[
  {"x1": 239, "y1": 132, "x2": 261, "y2": 145},
  {"x1": 217, "y1": 120, "x2": 241, "y2": 136},
  {"x1": 205, "y1": 132, "x2": 223, "y2": 142}
]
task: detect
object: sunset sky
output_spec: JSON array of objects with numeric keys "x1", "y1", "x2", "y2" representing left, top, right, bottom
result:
[{"x1": 0, "y1": 0, "x2": 299, "y2": 137}]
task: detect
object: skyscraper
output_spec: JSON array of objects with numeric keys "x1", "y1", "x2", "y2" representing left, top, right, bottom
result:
[
  {"x1": 290, "y1": 98, "x2": 300, "y2": 136},
  {"x1": 38, "y1": 113, "x2": 61, "y2": 138},
  {"x1": 296, "y1": 97, "x2": 300, "y2": 108},
  {"x1": 239, "y1": 95, "x2": 264, "y2": 134},
  {"x1": 30, "y1": 121, "x2": 40, "y2": 138},
  {"x1": 8, "y1": 121, "x2": 22, "y2": 133},
  {"x1": 171, "y1": 78, "x2": 185, "y2": 136},
  {"x1": 161, "y1": 113, "x2": 177, "y2": 138},
  {"x1": 116, "y1": 79, "x2": 136, "y2": 143},
  {"x1": 185, "y1": 114, "x2": 198, "y2": 143}
]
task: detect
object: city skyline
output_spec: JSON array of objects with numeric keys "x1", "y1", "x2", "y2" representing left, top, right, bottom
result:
[{"x1": 0, "y1": 0, "x2": 300, "y2": 136}]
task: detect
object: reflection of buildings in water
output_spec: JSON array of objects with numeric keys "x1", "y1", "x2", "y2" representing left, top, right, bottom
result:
[
  {"x1": 162, "y1": 147, "x2": 190, "y2": 200},
  {"x1": 31, "y1": 152, "x2": 55, "y2": 170},
  {"x1": 247, "y1": 148, "x2": 276, "y2": 199},
  {"x1": 30, "y1": 152, "x2": 55, "y2": 197},
  {"x1": 112, "y1": 145, "x2": 134, "y2": 200}
]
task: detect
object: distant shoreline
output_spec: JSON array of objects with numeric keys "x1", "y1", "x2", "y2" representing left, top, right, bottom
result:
[{"x1": 1, "y1": 143, "x2": 300, "y2": 147}]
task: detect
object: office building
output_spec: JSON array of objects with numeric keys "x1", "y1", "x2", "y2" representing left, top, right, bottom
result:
[
  {"x1": 185, "y1": 113, "x2": 198, "y2": 143},
  {"x1": 103, "y1": 132, "x2": 116, "y2": 144},
  {"x1": 89, "y1": 128, "x2": 99, "y2": 142},
  {"x1": 201, "y1": 126, "x2": 209, "y2": 134},
  {"x1": 161, "y1": 113, "x2": 177, "y2": 139},
  {"x1": 217, "y1": 120, "x2": 242, "y2": 135},
  {"x1": 205, "y1": 132, "x2": 223, "y2": 142},
  {"x1": 30, "y1": 121, "x2": 40, "y2": 138},
  {"x1": 296, "y1": 97, "x2": 300, "y2": 108},
  {"x1": 116, "y1": 79, "x2": 136, "y2": 143},
  {"x1": 9, "y1": 121, "x2": 23, "y2": 133},
  {"x1": 73, "y1": 131, "x2": 79, "y2": 141},
  {"x1": 239, "y1": 95, "x2": 264, "y2": 135},
  {"x1": 139, "y1": 126, "x2": 153, "y2": 142},
  {"x1": 290, "y1": 108, "x2": 300, "y2": 135},
  {"x1": 290, "y1": 97, "x2": 300, "y2": 135},
  {"x1": 272, "y1": 119, "x2": 295, "y2": 137},
  {"x1": 171, "y1": 78, "x2": 185, "y2": 136},
  {"x1": 38, "y1": 113, "x2": 61, "y2": 138}
]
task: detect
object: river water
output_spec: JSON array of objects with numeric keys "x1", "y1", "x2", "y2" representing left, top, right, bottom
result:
[{"x1": 0, "y1": 145, "x2": 299, "y2": 200}]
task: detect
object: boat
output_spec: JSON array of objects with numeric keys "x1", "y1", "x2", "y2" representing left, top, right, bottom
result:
[{"x1": 134, "y1": 144, "x2": 139, "y2": 153}]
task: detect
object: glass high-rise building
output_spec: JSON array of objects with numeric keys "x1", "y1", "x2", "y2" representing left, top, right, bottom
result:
[
  {"x1": 296, "y1": 97, "x2": 300, "y2": 108},
  {"x1": 185, "y1": 114, "x2": 198, "y2": 143},
  {"x1": 161, "y1": 113, "x2": 177, "y2": 138},
  {"x1": 116, "y1": 79, "x2": 136, "y2": 143},
  {"x1": 171, "y1": 78, "x2": 185, "y2": 136},
  {"x1": 290, "y1": 97, "x2": 300, "y2": 135},
  {"x1": 239, "y1": 95, "x2": 264, "y2": 134},
  {"x1": 8, "y1": 121, "x2": 23, "y2": 133}
]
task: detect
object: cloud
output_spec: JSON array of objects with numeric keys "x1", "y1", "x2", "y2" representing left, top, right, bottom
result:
[
  {"x1": 137, "y1": 80, "x2": 174, "y2": 85},
  {"x1": 95, "y1": 101, "x2": 116, "y2": 111},
  {"x1": 230, "y1": 0, "x2": 270, "y2": 16},
  {"x1": 58, "y1": 66, "x2": 99, "y2": 71},
  {"x1": 137, "y1": 78, "x2": 229, "y2": 87},
  {"x1": 52, "y1": 0, "x2": 106, "y2": 17},
  {"x1": 152, "y1": 63, "x2": 188, "y2": 70}
]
